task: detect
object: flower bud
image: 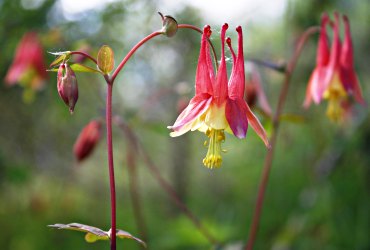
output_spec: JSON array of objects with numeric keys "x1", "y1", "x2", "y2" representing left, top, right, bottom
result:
[
  {"x1": 57, "y1": 64, "x2": 78, "y2": 113},
  {"x1": 245, "y1": 83, "x2": 257, "y2": 108},
  {"x1": 97, "y1": 45, "x2": 114, "y2": 74},
  {"x1": 159, "y1": 12, "x2": 178, "y2": 37},
  {"x1": 73, "y1": 120, "x2": 102, "y2": 162}
]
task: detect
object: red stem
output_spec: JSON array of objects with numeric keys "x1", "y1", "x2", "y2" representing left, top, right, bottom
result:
[
  {"x1": 106, "y1": 82, "x2": 117, "y2": 250},
  {"x1": 70, "y1": 51, "x2": 98, "y2": 64},
  {"x1": 111, "y1": 31, "x2": 163, "y2": 83},
  {"x1": 245, "y1": 26, "x2": 319, "y2": 250}
]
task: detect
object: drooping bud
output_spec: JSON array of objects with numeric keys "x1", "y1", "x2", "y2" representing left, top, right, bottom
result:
[
  {"x1": 159, "y1": 12, "x2": 178, "y2": 37},
  {"x1": 57, "y1": 64, "x2": 78, "y2": 113},
  {"x1": 73, "y1": 120, "x2": 102, "y2": 162},
  {"x1": 97, "y1": 45, "x2": 115, "y2": 74}
]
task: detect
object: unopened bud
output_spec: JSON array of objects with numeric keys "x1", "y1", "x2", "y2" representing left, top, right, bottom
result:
[
  {"x1": 73, "y1": 120, "x2": 102, "y2": 162},
  {"x1": 245, "y1": 83, "x2": 257, "y2": 108},
  {"x1": 159, "y1": 12, "x2": 178, "y2": 37},
  {"x1": 57, "y1": 64, "x2": 78, "y2": 113},
  {"x1": 97, "y1": 45, "x2": 114, "y2": 74}
]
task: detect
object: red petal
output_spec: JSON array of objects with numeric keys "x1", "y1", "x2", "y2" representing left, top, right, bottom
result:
[
  {"x1": 308, "y1": 67, "x2": 329, "y2": 104},
  {"x1": 214, "y1": 23, "x2": 229, "y2": 105},
  {"x1": 323, "y1": 13, "x2": 342, "y2": 92},
  {"x1": 228, "y1": 26, "x2": 245, "y2": 99},
  {"x1": 246, "y1": 102, "x2": 270, "y2": 148},
  {"x1": 168, "y1": 93, "x2": 212, "y2": 131},
  {"x1": 225, "y1": 98, "x2": 248, "y2": 139},
  {"x1": 339, "y1": 15, "x2": 365, "y2": 105},
  {"x1": 316, "y1": 13, "x2": 330, "y2": 67},
  {"x1": 195, "y1": 25, "x2": 214, "y2": 95}
]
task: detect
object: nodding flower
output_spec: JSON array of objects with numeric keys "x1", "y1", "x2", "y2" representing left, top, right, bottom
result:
[
  {"x1": 168, "y1": 24, "x2": 270, "y2": 169},
  {"x1": 5, "y1": 32, "x2": 47, "y2": 101},
  {"x1": 57, "y1": 63, "x2": 79, "y2": 114},
  {"x1": 244, "y1": 62, "x2": 272, "y2": 117},
  {"x1": 73, "y1": 120, "x2": 102, "y2": 162},
  {"x1": 304, "y1": 12, "x2": 365, "y2": 122}
]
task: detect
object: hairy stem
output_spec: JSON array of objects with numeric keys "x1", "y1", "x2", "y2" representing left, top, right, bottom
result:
[
  {"x1": 106, "y1": 82, "x2": 117, "y2": 250},
  {"x1": 245, "y1": 26, "x2": 319, "y2": 250}
]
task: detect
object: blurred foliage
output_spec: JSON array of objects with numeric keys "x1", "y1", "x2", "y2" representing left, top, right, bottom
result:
[{"x1": 0, "y1": 0, "x2": 369, "y2": 250}]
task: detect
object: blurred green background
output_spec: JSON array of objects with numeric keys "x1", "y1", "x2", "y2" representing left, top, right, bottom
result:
[{"x1": 0, "y1": 0, "x2": 369, "y2": 249}]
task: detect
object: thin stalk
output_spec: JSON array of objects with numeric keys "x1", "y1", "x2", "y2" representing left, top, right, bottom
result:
[
  {"x1": 111, "y1": 31, "x2": 163, "y2": 83},
  {"x1": 70, "y1": 51, "x2": 98, "y2": 64},
  {"x1": 178, "y1": 24, "x2": 219, "y2": 69},
  {"x1": 125, "y1": 136, "x2": 148, "y2": 243},
  {"x1": 245, "y1": 26, "x2": 319, "y2": 250},
  {"x1": 113, "y1": 118, "x2": 218, "y2": 246},
  {"x1": 106, "y1": 82, "x2": 117, "y2": 250}
]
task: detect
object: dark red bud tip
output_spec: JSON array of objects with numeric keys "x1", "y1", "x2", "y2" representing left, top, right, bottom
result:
[
  {"x1": 334, "y1": 11, "x2": 340, "y2": 20},
  {"x1": 321, "y1": 12, "x2": 329, "y2": 22},
  {"x1": 222, "y1": 23, "x2": 229, "y2": 31},
  {"x1": 203, "y1": 25, "x2": 211, "y2": 33},
  {"x1": 236, "y1": 26, "x2": 242, "y2": 32},
  {"x1": 226, "y1": 37, "x2": 232, "y2": 45},
  {"x1": 343, "y1": 15, "x2": 349, "y2": 23}
]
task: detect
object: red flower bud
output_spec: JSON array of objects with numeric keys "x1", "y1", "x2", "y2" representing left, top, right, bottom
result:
[
  {"x1": 57, "y1": 64, "x2": 78, "y2": 113},
  {"x1": 73, "y1": 120, "x2": 102, "y2": 162}
]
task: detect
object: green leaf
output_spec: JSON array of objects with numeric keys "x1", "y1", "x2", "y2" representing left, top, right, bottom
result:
[
  {"x1": 49, "y1": 51, "x2": 71, "y2": 67},
  {"x1": 70, "y1": 63, "x2": 102, "y2": 73},
  {"x1": 116, "y1": 229, "x2": 147, "y2": 247},
  {"x1": 97, "y1": 45, "x2": 114, "y2": 74},
  {"x1": 48, "y1": 223, "x2": 146, "y2": 247},
  {"x1": 85, "y1": 232, "x2": 109, "y2": 243},
  {"x1": 47, "y1": 64, "x2": 101, "y2": 74},
  {"x1": 48, "y1": 223, "x2": 107, "y2": 237}
]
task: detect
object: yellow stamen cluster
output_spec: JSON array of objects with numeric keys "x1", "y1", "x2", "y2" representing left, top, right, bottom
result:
[
  {"x1": 203, "y1": 129, "x2": 225, "y2": 169},
  {"x1": 323, "y1": 75, "x2": 347, "y2": 122}
]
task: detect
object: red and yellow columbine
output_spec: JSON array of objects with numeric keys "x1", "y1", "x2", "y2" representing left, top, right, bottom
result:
[
  {"x1": 168, "y1": 24, "x2": 270, "y2": 169},
  {"x1": 304, "y1": 13, "x2": 365, "y2": 121},
  {"x1": 5, "y1": 32, "x2": 47, "y2": 102}
]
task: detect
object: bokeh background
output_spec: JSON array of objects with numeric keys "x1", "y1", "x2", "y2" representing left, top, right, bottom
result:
[{"x1": 0, "y1": 0, "x2": 369, "y2": 249}]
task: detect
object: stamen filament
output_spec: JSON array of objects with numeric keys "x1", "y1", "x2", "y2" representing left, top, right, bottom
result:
[{"x1": 203, "y1": 129, "x2": 225, "y2": 169}]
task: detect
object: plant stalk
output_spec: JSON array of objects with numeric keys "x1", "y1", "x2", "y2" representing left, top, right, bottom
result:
[
  {"x1": 245, "y1": 26, "x2": 319, "y2": 250},
  {"x1": 106, "y1": 82, "x2": 117, "y2": 250}
]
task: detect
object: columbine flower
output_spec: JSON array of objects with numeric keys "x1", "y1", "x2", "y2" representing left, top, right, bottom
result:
[
  {"x1": 304, "y1": 13, "x2": 365, "y2": 121},
  {"x1": 244, "y1": 62, "x2": 272, "y2": 117},
  {"x1": 73, "y1": 120, "x2": 102, "y2": 162},
  {"x1": 5, "y1": 32, "x2": 47, "y2": 101},
  {"x1": 168, "y1": 24, "x2": 270, "y2": 169}
]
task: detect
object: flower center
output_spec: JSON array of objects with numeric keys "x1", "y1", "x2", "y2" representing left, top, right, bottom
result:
[
  {"x1": 203, "y1": 129, "x2": 225, "y2": 169},
  {"x1": 323, "y1": 74, "x2": 347, "y2": 122}
]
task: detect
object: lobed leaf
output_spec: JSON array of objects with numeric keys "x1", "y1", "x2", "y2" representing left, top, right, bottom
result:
[
  {"x1": 48, "y1": 223, "x2": 146, "y2": 247},
  {"x1": 116, "y1": 229, "x2": 147, "y2": 247},
  {"x1": 47, "y1": 63, "x2": 101, "y2": 74},
  {"x1": 49, "y1": 51, "x2": 71, "y2": 67}
]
